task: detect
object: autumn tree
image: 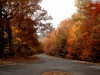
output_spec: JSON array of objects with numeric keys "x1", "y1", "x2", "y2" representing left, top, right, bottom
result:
[
  {"x1": 75, "y1": 0, "x2": 92, "y2": 14},
  {"x1": 0, "y1": 0, "x2": 53, "y2": 57},
  {"x1": 67, "y1": 1, "x2": 100, "y2": 62},
  {"x1": 43, "y1": 0, "x2": 100, "y2": 63},
  {"x1": 67, "y1": 14, "x2": 83, "y2": 60},
  {"x1": 44, "y1": 19, "x2": 73, "y2": 57},
  {"x1": 12, "y1": 18, "x2": 39, "y2": 56},
  {"x1": 80, "y1": 2, "x2": 100, "y2": 62}
]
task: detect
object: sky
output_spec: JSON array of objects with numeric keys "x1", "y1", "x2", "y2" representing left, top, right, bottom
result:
[{"x1": 41, "y1": 0, "x2": 77, "y2": 28}]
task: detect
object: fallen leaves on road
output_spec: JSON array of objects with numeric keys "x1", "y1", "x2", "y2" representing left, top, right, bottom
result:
[
  {"x1": 42, "y1": 71, "x2": 74, "y2": 75},
  {"x1": 0, "y1": 55, "x2": 39, "y2": 65}
]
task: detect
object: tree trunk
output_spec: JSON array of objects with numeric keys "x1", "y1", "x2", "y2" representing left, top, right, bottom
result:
[
  {"x1": 0, "y1": 4, "x2": 4, "y2": 56},
  {"x1": 0, "y1": 27, "x2": 4, "y2": 55},
  {"x1": 7, "y1": 21, "x2": 15, "y2": 56}
]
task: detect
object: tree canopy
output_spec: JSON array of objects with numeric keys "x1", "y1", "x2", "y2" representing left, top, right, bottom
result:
[{"x1": 0, "y1": 0, "x2": 53, "y2": 57}]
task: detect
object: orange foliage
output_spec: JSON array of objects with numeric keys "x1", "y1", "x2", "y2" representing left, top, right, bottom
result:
[
  {"x1": 44, "y1": 19, "x2": 73, "y2": 57},
  {"x1": 44, "y1": 2, "x2": 100, "y2": 62},
  {"x1": 67, "y1": 2, "x2": 100, "y2": 62}
]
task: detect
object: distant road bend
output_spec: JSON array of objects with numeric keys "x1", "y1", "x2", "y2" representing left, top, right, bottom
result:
[{"x1": 0, "y1": 54, "x2": 100, "y2": 75}]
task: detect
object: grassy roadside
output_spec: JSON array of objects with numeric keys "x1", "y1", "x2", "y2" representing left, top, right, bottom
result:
[{"x1": 0, "y1": 55, "x2": 39, "y2": 65}]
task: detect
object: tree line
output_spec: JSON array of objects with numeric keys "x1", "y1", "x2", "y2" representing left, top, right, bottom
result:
[
  {"x1": 44, "y1": 0, "x2": 100, "y2": 62},
  {"x1": 0, "y1": 0, "x2": 53, "y2": 57}
]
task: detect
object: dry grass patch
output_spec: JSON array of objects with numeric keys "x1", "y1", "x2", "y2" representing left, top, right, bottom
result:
[
  {"x1": 0, "y1": 55, "x2": 39, "y2": 65},
  {"x1": 42, "y1": 71, "x2": 74, "y2": 75}
]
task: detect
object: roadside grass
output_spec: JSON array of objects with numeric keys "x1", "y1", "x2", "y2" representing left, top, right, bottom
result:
[
  {"x1": 0, "y1": 55, "x2": 39, "y2": 65},
  {"x1": 42, "y1": 71, "x2": 74, "y2": 75}
]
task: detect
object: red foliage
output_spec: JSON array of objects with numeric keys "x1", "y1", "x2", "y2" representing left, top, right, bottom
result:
[{"x1": 80, "y1": 2, "x2": 100, "y2": 62}]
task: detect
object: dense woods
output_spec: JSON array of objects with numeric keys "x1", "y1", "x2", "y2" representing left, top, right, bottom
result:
[
  {"x1": 0, "y1": 0, "x2": 100, "y2": 63},
  {"x1": 0, "y1": 0, "x2": 53, "y2": 57},
  {"x1": 44, "y1": 0, "x2": 100, "y2": 62}
]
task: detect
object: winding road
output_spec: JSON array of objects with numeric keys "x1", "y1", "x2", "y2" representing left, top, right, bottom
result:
[{"x1": 0, "y1": 54, "x2": 100, "y2": 75}]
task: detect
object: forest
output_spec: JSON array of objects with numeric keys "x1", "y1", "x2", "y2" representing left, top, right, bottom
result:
[
  {"x1": 44, "y1": 0, "x2": 100, "y2": 62},
  {"x1": 0, "y1": 0, "x2": 100, "y2": 63},
  {"x1": 0, "y1": 0, "x2": 53, "y2": 58}
]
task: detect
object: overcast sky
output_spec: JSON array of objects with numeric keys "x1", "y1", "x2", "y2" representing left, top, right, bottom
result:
[{"x1": 41, "y1": 0, "x2": 77, "y2": 28}]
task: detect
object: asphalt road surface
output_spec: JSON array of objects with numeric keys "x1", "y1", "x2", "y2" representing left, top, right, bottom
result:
[{"x1": 0, "y1": 54, "x2": 100, "y2": 75}]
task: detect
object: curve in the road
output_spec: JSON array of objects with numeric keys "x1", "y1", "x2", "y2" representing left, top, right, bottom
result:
[{"x1": 0, "y1": 54, "x2": 100, "y2": 75}]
